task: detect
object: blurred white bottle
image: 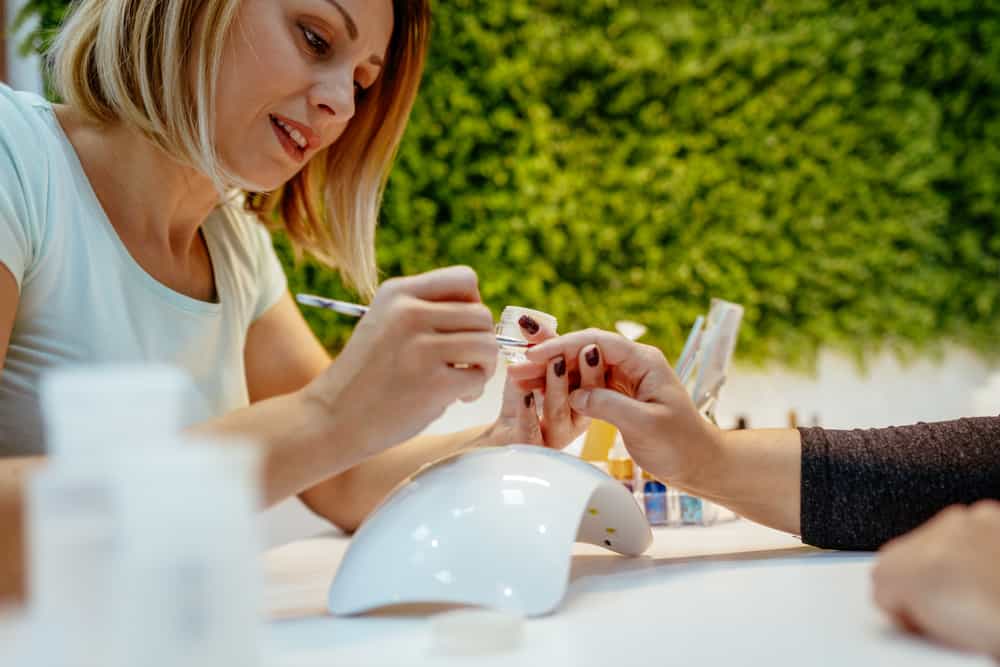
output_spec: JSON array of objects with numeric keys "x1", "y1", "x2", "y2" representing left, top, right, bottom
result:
[
  {"x1": 110, "y1": 439, "x2": 264, "y2": 667},
  {"x1": 26, "y1": 364, "x2": 192, "y2": 667}
]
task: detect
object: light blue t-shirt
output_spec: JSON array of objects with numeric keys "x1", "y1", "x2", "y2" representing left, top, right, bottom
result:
[{"x1": 0, "y1": 85, "x2": 288, "y2": 455}]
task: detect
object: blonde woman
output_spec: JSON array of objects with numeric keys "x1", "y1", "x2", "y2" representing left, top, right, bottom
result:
[{"x1": 0, "y1": 0, "x2": 593, "y2": 598}]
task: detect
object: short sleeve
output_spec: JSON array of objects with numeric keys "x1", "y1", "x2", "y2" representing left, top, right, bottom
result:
[
  {"x1": 0, "y1": 86, "x2": 46, "y2": 290},
  {"x1": 250, "y1": 224, "x2": 288, "y2": 322}
]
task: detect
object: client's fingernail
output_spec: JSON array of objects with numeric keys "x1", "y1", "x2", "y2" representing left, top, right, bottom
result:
[
  {"x1": 518, "y1": 315, "x2": 540, "y2": 334},
  {"x1": 585, "y1": 346, "x2": 600, "y2": 367},
  {"x1": 524, "y1": 393, "x2": 534, "y2": 408},
  {"x1": 553, "y1": 356, "x2": 566, "y2": 377},
  {"x1": 570, "y1": 390, "x2": 590, "y2": 411}
]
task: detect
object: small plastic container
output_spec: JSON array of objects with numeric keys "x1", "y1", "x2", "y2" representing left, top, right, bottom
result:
[
  {"x1": 678, "y1": 494, "x2": 723, "y2": 526},
  {"x1": 27, "y1": 365, "x2": 193, "y2": 667},
  {"x1": 111, "y1": 440, "x2": 264, "y2": 667}
]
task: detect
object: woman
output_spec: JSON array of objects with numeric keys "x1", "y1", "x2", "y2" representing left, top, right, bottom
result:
[
  {"x1": 0, "y1": 0, "x2": 595, "y2": 598},
  {"x1": 514, "y1": 330, "x2": 1000, "y2": 658}
]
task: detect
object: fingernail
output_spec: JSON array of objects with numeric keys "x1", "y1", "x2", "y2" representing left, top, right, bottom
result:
[
  {"x1": 570, "y1": 390, "x2": 590, "y2": 411},
  {"x1": 524, "y1": 393, "x2": 534, "y2": 408},
  {"x1": 553, "y1": 356, "x2": 566, "y2": 377},
  {"x1": 518, "y1": 315, "x2": 540, "y2": 335},
  {"x1": 585, "y1": 346, "x2": 600, "y2": 367}
]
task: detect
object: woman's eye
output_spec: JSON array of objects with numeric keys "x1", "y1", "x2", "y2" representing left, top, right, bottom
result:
[{"x1": 300, "y1": 25, "x2": 330, "y2": 56}]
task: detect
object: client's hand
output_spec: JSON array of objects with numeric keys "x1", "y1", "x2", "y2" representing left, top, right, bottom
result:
[
  {"x1": 873, "y1": 501, "x2": 1000, "y2": 659},
  {"x1": 476, "y1": 315, "x2": 604, "y2": 450},
  {"x1": 508, "y1": 329, "x2": 723, "y2": 486}
]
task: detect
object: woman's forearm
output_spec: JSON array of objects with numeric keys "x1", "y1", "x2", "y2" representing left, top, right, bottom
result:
[
  {"x1": 797, "y1": 418, "x2": 1000, "y2": 550},
  {"x1": 300, "y1": 424, "x2": 492, "y2": 532},
  {"x1": 679, "y1": 428, "x2": 802, "y2": 536},
  {"x1": 0, "y1": 456, "x2": 44, "y2": 602},
  {"x1": 190, "y1": 391, "x2": 359, "y2": 507}
]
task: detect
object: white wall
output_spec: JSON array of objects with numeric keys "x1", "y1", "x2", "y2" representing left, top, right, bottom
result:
[
  {"x1": 717, "y1": 346, "x2": 1000, "y2": 430},
  {"x1": 5, "y1": 0, "x2": 43, "y2": 94}
]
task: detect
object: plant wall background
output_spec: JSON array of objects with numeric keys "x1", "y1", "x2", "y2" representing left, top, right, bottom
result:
[{"x1": 16, "y1": 0, "x2": 1000, "y2": 366}]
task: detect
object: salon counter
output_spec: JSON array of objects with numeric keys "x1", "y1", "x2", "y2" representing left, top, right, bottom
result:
[{"x1": 261, "y1": 519, "x2": 991, "y2": 667}]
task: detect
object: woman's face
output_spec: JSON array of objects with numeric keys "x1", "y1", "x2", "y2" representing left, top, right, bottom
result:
[{"x1": 214, "y1": 0, "x2": 394, "y2": 191}]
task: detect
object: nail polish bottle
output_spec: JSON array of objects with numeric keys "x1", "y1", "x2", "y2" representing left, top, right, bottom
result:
[
  {"x1": 679, "y1": 492, "x2": 704, "y2": 525},
  {"x1": 641, "y1": 471, "x2": 668, "y2": 526},
  {"x1": 607, "y1": 435, "x2": 634, "y2": 493},
  {"x1": 580, "y1": 418, "x2": 619, "y2": 462}
]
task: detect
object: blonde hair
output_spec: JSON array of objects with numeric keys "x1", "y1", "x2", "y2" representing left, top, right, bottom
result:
[{"x1": 51, "y1": 0, "x2": 431, "y2": 299}]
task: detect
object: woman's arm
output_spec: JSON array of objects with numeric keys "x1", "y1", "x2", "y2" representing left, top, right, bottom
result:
[
  {"x1": 0, "y1": 264, "x2": 29, "y2": 601},
  {"x1": 0, "y1": 457, "x2": 43, "y2": 602},
  {"x1": 193, "y1": 268, "x2": 500, "y2": 510},
  {"x1": 520, "y1": 330, "x2": 1000, "y2": 549},
  {"x1": 798, "y1": 418, "x2": 1000, "y2": 549},
  {"x1": 231, "y1": 290, "x2": 560, "y2": 532}
]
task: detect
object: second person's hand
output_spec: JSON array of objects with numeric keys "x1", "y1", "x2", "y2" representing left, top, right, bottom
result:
[
  {"x1": 477, "y1": 315, "x2": 606, "y2": 450},
  {"x1": 511, "y1": 329, "x2": 724, "y2": 487}
]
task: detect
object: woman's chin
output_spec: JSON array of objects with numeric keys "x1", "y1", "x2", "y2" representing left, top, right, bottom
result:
[{"x1": 229, "y1": 169, "x2": 289, "y2": 194}]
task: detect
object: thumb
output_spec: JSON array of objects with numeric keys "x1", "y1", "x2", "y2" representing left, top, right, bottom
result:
[{"x1": 570, "y1": 388, "x2": 641, "y2": 426}]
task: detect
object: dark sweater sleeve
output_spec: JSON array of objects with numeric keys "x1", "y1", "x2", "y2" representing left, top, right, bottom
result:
[{"x1": 799, "y1": 417, "x2": 1000, "y2": 551}]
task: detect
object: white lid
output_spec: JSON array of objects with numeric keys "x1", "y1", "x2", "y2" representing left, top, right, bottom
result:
[
  {"x1": 40, "y1": 364, "x2": 194, "y2": 460},
  {"x1": 430, "y1": 609, "x2": 523, "y2": 656}
]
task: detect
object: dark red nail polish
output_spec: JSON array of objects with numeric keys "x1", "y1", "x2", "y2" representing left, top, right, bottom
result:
[
  {"x1": 585, "y1": 347, "x2": 600, "y2": 367},
  {"x1": 524, "y1": 393, "x2": 534, "y2": 408},
  {"x1": 554, "y1": 357, "x2": 566, "y2": 377},
  {"x1": 518, "y1": 315, "x2": 540, "y2": 335}
]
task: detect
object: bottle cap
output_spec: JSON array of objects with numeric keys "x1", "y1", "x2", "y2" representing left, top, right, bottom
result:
[{"x1": 431, "y1": 610, "x2": 523, "y2": 656}]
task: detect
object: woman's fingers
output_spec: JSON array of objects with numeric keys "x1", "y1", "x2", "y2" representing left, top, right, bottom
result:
[
  {"x1": 497, "y1": 370, "x2": 543, "y2": 444},
  {"x1": 541, "y1": 354, "x2": 582, "y2": 448},
  {"x1": 425, "y1": 301, "x2": 495, "y2": 333},
  {"x1": 383, "y1": 265, "x2": 481, "y2": 303},
  {"x1": 516, "y1": 313, "x2": 557, "y2": 343},
  {"x1": 578, "y1": 343, "x2": 606, "y2": 391},
  {"x1": 426, "y1": 332, "x2": 498, "y2": 377}
]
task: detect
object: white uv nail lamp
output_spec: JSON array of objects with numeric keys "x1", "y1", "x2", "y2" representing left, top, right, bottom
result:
[{"x1": 328, "y1": 445, "x2": 652, "y2": 617}]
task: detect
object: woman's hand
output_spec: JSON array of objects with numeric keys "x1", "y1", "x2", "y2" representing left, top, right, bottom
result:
[
  {"x1": 509, "y1": 329, "x2": 724, "y2": 486},
  {"x1": 873, "y1": 501, "x2": 1000, "y2": 658},
  {"x1": 476, "y1": 315, "x2": 603, "y2": 450},
  {"x1": 301, "y1": 266, "x2": 498, "y2": 460}
]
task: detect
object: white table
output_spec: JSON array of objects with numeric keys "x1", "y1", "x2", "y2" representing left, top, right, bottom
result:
[{"x1": 262, "y1": 519, "x2": 992, "y2": 666}]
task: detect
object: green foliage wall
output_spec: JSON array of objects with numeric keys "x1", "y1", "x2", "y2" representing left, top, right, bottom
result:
[{"x1": 18, "y1": 0, "x2": 1000, "y2": 365}]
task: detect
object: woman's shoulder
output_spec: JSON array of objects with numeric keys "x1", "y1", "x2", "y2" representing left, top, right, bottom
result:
[
  {"x1": 206, "y1": 200, "x2": 281, "y2": 271},
  {"x1": 0, "y1": 84, "x2": 60, "y2": 192},
  {"x1": 0, "y1": 83, "x2": 53, "y2": 150}
]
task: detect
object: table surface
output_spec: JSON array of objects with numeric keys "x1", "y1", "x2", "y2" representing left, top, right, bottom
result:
[{"x1": 260, "y1": 519, "x2": 992, "y2": 667}]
